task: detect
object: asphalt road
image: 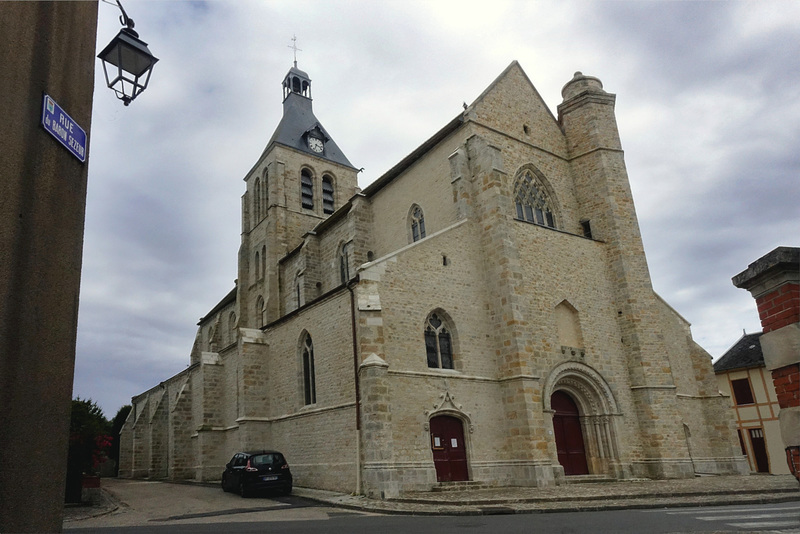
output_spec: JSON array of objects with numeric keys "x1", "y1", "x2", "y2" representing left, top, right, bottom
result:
[{"x1": 65, "y1": 479, "x2": 800, "y2": 533}]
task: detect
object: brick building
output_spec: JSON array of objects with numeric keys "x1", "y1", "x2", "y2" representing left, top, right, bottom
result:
[
  {"x1": 732, "y1": 247, "x2": 800, "y2": 480},
  {"x1": 119, "y1": 61, "x2": 748, "y2": 497}
]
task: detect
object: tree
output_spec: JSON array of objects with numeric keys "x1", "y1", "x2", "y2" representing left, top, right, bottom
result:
[
  {"x1": 65, "y1": 398, "x2": 110, "y2": 503},
  {"x1": 109, "y1": 405, "x2": 132, "y2": 476}
]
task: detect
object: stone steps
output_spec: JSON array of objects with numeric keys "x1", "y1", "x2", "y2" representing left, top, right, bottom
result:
[
  {"x1": 430, "y1": 480, "x2": 497, "y2": 492},
  {"x1": 564, "y1": 474, "x2": 616, "y2": 484}
]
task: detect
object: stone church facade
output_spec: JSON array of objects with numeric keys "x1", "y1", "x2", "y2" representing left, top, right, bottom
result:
[{"x1": 119, "y1": 61, "x2": 748, "y2": 497}]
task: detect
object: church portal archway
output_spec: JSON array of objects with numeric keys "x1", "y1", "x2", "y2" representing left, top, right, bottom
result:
[
  {"x1": 551, "y1": 391, "x2": 589, "y2": 475},
  {"x1": 543, "y1": 361, "x2": 622, "y2": 477},
  {"x1": 429, "y1": 415, "x2": 469, "y2": 482}
]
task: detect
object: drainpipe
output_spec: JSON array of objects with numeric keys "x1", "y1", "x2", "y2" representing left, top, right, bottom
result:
[{"x1": 347, "y1": 276, "x2": 362, "y2": 495}]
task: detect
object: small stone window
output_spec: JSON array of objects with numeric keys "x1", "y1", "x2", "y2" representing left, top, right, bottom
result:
[
  {"x1": 302, "y1": 334, "x2": 316, "y2": 405},
  {"x1": 425, "y1": 312, "x2": 453, "y2": 370},
  {"x1": 514, "y1": 169, "x2": 556, "y2": 229},
  {"x1": 322, "y1": 175, "x2": 335, "y2": 214},
  {"x1": 409, "y1": 204, "x2": 426, "y2": 243},
  {"x1": 301, "y1": 169, "x2": 314, "y2": 210},
  {"x1": 580, "y1": 219, "x2": 593, "y2": 239}
]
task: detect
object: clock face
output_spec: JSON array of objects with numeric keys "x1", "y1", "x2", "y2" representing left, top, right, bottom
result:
[{"x1": 308, "y1": 137, "x2": 324, "y2": 153}]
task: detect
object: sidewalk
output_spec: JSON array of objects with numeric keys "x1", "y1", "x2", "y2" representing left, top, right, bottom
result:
[
  {"x1": 65, "y1": 474, "x2": 798, "y2": 522},
  {"x1": 293, "y1": 474, "x2": 800, "y2": 515}
]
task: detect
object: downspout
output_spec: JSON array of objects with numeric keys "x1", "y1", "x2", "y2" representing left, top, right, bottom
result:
[{"x1": 347, "y1": 276, "x2": 362, "y2": 495}]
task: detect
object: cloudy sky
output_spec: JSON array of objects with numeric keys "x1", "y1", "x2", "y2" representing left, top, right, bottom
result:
[{"x1": 77, "y1": 0, "x2": 800, "y2": 418}]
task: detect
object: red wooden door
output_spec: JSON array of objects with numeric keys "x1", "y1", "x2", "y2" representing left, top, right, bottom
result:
[
  {"x1": 430, "y1": 415, "x2": 469, "y2": 482},
  {"x1": 551, "y1": 391, "x2": 589, "y2": 476}
]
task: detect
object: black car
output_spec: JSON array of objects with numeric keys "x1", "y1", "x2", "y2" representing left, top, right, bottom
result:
[{"x1": 221, "y1": 450, "x2": 292, "y2": 497}]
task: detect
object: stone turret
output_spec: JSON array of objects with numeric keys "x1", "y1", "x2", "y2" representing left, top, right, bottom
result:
[{"x1": 559, "y1": 72, "x2": 693, "y2": 478}]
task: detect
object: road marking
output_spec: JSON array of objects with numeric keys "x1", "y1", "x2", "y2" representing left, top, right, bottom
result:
[
  {"x1": 643, "y1": 504, "x2": 800, "y2": 515},
  {"x1": 152, "y1": 503, "x2": 292, "y2": 521},
  {"x1": 728, "y1": 520, "x2": 800, "y2": 529},
  {"x1": 697, "y1": 512, "x2": 799, "y2": 521}
]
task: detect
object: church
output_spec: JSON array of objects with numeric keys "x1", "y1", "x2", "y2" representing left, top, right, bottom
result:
[{"x1": 119, "y1": 60, "x2": 748, "y2": 497}]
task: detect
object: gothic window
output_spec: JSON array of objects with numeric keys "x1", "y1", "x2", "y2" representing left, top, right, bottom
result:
[
  {"x1": 425, "y1": 312, "x2": 453, "y2": 369},
  {"x1": 322, "y1": 175, "x2": 335, "y2": 214},
  {"x1": 409, "y1": 204, "x2": 426, "y2": 243},
  {"x1": 261, "y1": 245, "x2": 266, "y2": 281},
  {"x1": 295, "y1": 273, "x2": 304, "y2": 310},
  {"x1": 256, "y1": 296, "x2": 265, "y2": 328},
  {"x1": 254, "y1": 251, "x2": 260, "y2": 280},
  {"x1": 268, "y1": 170, "x2": 269, "y2": 217},
  {"x1": 514, "y1": 169, "x2": 556, "y2": 229},
  {"x1": 301, "y1": 334, "x2": 316, "y2": 405},
  {"x1": 228, "y1": 311, "x2": 237, "y2": 343},
  {"x1": 301, "y1": 169, "x2": 314, "y2": 210},
  {"x1": 339, "y1": 242, "x2": 351, "y2": 284},
  {"x1": 254, "y1": 178, "x2": 261, "y2": 221}
]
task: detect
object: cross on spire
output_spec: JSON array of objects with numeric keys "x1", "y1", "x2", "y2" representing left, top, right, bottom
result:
[{"x1": 288, "y1": 35, "x2": 302, "y2": 67}]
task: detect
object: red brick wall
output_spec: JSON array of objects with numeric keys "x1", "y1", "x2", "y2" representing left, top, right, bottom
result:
[
  {"x1": 756, "y1": 282, "x2": 800, "y2": 333},
  {"x1": 772, "y1": 363, "x2": 800, "y2": 409}
]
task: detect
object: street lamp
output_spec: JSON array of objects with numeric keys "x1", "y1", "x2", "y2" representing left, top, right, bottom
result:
[{"x1": 97, "y1": 0, "x2": 158, "y2": 106}]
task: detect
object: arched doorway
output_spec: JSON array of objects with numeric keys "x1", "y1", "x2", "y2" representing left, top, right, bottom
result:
[
  {"x1": 429, "y1": 415, "x2": 469, "y2": 482},
  {"x1": 551, "y1": 391, "x2": 589, "y2": 476}
]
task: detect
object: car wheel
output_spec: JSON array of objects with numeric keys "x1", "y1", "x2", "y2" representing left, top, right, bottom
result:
[
  {"x1": 283, "y1": 485, "x2": 292, "y2": 496},
  {"x1": 239, "y1": 481, "x2": 248, "y2": 498},
  {"x1": 221, "y1": 474, "x2": 227, "y2": 492}
]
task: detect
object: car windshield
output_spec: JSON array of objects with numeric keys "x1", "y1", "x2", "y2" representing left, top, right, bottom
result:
[{"x1": 251, "y1": 453, "x2": 284, "y2": 467}]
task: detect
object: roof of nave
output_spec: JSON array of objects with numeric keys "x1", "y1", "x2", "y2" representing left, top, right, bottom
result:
[{"x1": 197, "y1": 285, "x2": 237, "y2": 326}]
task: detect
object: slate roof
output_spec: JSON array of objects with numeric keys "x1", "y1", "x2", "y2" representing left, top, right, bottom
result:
[
  {"x1": 261, "y1": 91, "x2": 355, "y2": 169},
  {"x1": 713, "y1": 332, "x2": 764, "y2": 373}
]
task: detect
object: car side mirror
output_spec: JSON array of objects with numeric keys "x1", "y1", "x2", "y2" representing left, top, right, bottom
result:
[{"x1": 226, "y1": 462, "x2": 231, "y2": 469}]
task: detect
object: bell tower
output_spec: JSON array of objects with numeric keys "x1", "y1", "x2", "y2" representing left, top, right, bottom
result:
[{"x1": 236, "y1": 59, "x2": 359, "y2": 329}]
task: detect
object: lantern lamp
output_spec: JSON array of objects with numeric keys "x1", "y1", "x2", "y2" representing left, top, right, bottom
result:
[{"x1": 97, "y1": 0, "x2": 158, "y2": 106}]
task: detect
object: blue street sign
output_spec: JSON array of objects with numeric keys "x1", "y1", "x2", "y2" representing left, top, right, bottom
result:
[{"x1": 41, "y1": 94, "x2": 87, "y2": 163}]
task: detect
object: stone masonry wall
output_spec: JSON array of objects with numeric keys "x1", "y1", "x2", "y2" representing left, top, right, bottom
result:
[{"x1": 257, "y1": 291, "x2": 358, "y2": 492}]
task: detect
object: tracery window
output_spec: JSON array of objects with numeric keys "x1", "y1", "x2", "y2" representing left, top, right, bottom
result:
[
  {"x1": 322, "y1": 175, "x2": 335, "y2": 214},
  {"x1": 301, "y1": 169, "x2": 314, "y2": 210},
  {"x1": 514, "y1": 170, "x2": 556, "y2": 229},
  {"x1": 409, "y1": 205, "x2": 426, "y2": 243},
  {"x1": 301, "y1": 334, "x2": 316, "y2": 405},
  {"x1": 425, "y1": 312, "x2": 453, "y2": 369}
]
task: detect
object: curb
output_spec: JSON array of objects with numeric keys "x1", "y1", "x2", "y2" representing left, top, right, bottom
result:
[
  {"x1": 62, "y1": 489, "x2": 120, "y2": 523},
  {"x1": 291, "y1": 488, "x2": 800, "y2": 516}
]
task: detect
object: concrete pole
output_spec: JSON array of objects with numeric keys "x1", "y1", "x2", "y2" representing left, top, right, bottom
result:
[{"x1": 0, "y1": 2, "x2": 98, "y2": 532}]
